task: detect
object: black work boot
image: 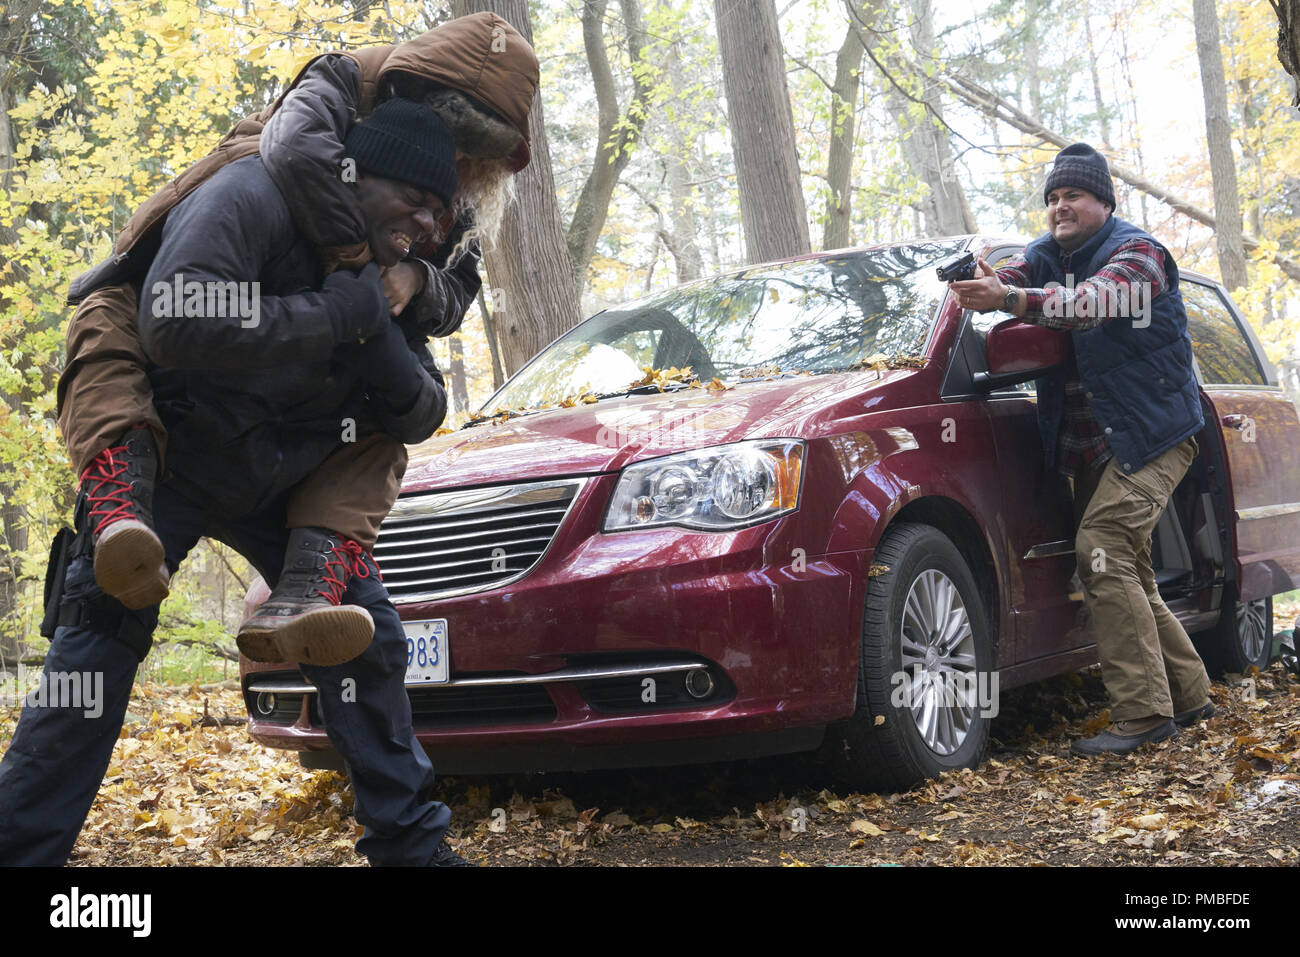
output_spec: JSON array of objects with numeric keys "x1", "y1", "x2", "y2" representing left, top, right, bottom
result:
[
  {"x1": 81, "y1": 425, "x2": 169, "y2": 610},
  {"x1": 1069, "y1": 716, "x2": 1178, "y2": 756},
  {"x1": 237, "y1": 527, "x2": 375, "y2": 666},
  {"x1": 426, "y1": 840, "x2": 476, "y2": 867}
]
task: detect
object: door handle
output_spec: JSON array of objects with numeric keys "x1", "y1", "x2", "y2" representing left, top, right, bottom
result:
[{"x1": 1221, "y1": 414, "x2": 1248, "y2": 430}]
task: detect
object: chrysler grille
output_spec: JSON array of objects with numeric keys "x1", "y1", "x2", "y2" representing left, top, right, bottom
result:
[{"x1": 373, "y1": 479, "x2": 585, "y2": 603}]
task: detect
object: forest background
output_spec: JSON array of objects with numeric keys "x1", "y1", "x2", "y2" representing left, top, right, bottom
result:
[{"x1": 0, "y1": 0, "x2": 1296, "y2": 683}]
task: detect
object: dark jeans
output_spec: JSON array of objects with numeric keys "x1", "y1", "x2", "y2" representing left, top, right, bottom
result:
[{"x1": 0, "y1": 482, "x2": 450, "y2": 865}]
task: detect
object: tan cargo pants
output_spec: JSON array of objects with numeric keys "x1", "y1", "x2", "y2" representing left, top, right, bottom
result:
[
  {"x1": 56, "y1": 284, "x2": 406, "y2": 550},
  {"x1": 1072, "y1": 438, "x2": 1211, "y2": 721}
]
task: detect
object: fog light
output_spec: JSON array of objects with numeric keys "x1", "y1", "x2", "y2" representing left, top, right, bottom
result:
[
  {"x1": 255, "y1": 692, "x2": 277, "y2": 716},
  {"x1": 684, "y1": 668, "x2": 715, "y2": 699}
]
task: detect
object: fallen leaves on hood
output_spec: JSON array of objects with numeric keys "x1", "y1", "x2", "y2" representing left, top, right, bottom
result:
[
  {"x1": 628, "y1": 365, "x2": 698, "y2": 391},
  {"x1": 852, "y1": 353, "x2": 929, "y2": 372}
]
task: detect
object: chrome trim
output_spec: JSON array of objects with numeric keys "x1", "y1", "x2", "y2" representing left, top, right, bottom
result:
[
  {"x1": 1237, "y1": 502, "x2": 1300, "y2": 522},
  {"x1": 1200, "y1": 384, "x2": 1284, "y2": 393},
  {"x1": 244, "y1": 681, "x2": 317, "y2": 694},
  {"x1": 379, "y1": 520, "x2": 563, "y2": 547},
  {"x1": 247, "y1": 660, "x2": 704, "y2": 695},
  {"x1": 684, "y1": 667, "x2": 716, "y2": 699},
  {"x1": 387, "y1": 480, "x2": 577, "y2": 519},
  {"x1": 376, "y1": 478, "x2": 587, "y2": 604},
  {"x1": 384, "y1": 549, "x2": 548, "y2": 576},
  {"x1": 381, "y1": 507, "x2": 570, "y2": 539},
  {"x1": 1023, "y1": 539, "x2": 1074, "y2": 560}
]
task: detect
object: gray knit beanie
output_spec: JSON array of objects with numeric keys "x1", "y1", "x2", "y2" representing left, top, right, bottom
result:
[{"x1": 1043, "y1": 142, "x2": 1116, "y2": 210}]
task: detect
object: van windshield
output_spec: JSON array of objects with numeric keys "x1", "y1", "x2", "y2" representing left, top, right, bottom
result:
[{"x1": 484, "y1": 241, "x2": 961, "y2": 415}]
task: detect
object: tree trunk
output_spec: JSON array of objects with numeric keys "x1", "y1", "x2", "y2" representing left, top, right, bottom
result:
[
  {"x1": 823, "y1": 15, "x2": 863, "y2": 250},
  {"x1": 0, "y1": 59, "x2": 26, "y2": 665},
  {"x1": 451, "y1": 0, "x2": 583, "y2": 376},
  {"x1": 901, "y1": 0, "x2": 976, "y2": 235},
  {"x1": 0, "y1": 499, "x2": 24, "y2": 667},
  {"x1": 852, "y1": 0, "x2": 975, "y2": 237},
  {"x1": 476, "y1": 287, "x2": 506, "y2": 390},
  {"x1": 664, "y1": 151, "x2": 702, "y2": 282},
  {"x1": 1270, "y1": 0, "x2": 1300, "y2": 105},
  {"x1": 1116, "y1": 23, "x2": 1150, "y2": 229},
  {"x1": 660, "y1": 16, "x2": 703, "y2": 281},
  {"x1": 447, "y1": 334, "x2": 470, "y2": 414},
  {"x1": 1193, "y1": 0, "x2": 1248, "y2": 291},
  {"x1": 1024, "y1": 0, "x2": 1043, "y2": 121},
  {"x1": 713, "y1": 0, "x2": 811, "y2": 263},
  {"x1": 1083, "y1": 0, "x2": 1111, "y2": 149},
  {"x1": 565, "y1": 0, "x2": 653, "y2": 291}
]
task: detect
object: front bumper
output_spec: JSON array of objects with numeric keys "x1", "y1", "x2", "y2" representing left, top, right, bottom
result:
[{"x1": 244, "y1": 474, "x2": 869, "y2": 772}]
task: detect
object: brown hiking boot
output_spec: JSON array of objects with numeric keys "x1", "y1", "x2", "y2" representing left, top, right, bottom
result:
[
  {"x1": 81, "y1": 426, "x2": 169, "y2": 610},
  {"x1": 237, "y1": 527, "x2": 376, "y2": 666}
]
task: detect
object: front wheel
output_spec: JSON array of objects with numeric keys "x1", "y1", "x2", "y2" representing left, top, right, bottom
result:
[{"x1": 829, "y1": 522, "x2": 996, "y2": 793}]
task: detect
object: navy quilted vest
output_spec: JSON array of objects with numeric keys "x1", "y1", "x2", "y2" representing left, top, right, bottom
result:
[{"x1": 1026, "y1": 216, "x2": 1204, "y2": 474}]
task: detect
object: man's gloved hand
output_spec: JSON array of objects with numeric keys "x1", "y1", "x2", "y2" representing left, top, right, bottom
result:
[
  {"x1": 355, "y1": 320, "x2": 422, "y2": 413},
  {"x1": 323, "y1": 262, "x2": 391, "y2": 342}
]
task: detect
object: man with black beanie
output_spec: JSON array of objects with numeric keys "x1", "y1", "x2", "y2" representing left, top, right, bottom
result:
[
  {"x1": 234, "y1": 98, "x2": 458, "y2": 661},
  {"x1": 0, "y1": 101, "x2": 472, "y2": 865},
  {"x1": 949, "y1": 142, "x2": 1213, "y2": 757}
]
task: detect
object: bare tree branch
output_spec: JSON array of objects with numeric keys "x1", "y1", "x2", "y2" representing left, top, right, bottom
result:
[{"x1": 205, "y1": 541, "x2": 249, "y2": 593}]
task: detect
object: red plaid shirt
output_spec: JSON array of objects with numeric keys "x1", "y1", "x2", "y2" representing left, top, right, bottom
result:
[{"x1": 995, "y1": 238, "x2": 1169, "y2": 477}]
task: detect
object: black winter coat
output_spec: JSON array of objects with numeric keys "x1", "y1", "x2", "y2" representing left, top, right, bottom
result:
[{"x1": 139, "y1": 155, "x2": 444, "y2": 517}]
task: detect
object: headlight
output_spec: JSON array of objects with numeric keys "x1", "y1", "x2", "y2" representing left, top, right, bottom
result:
[{"x1": 604, "y1": 440, "x2": 804, "y2": 532}]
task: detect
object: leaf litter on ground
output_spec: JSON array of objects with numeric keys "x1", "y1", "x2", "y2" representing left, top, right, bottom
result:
[{"x1": 2, "y1": 604, "x2": 1297, "y2": 865}]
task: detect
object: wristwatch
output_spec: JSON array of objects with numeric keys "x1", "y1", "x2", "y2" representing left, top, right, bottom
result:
[{"x1": 1001, "y1": 285, "x2": 1019, "y2": 313}]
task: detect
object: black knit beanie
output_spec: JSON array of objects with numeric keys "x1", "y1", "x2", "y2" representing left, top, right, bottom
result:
[
  {"x1": 1043, "y1": 142, "x2": 1116, "y2": 210},
  {"x1": 345, "y1": 98, "x2": 458, "y2": 207}
]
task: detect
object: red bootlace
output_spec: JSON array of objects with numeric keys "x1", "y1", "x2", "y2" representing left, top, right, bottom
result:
[
  {"x1": 317, "y1": 539, "x2": 373, "y2": 604},
  {"x1": 80, "y1": 444, "x2": 136, "y2": 538}
]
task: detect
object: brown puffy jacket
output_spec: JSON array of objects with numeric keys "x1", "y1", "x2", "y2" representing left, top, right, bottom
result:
[{"x1": 68, "y1": 12, "x2": 538, "y2": 303}]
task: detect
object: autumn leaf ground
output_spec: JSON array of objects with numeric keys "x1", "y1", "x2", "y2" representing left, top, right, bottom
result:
[{"x1": 2, "y1": 604, "x2": 1297, "y2": 867}]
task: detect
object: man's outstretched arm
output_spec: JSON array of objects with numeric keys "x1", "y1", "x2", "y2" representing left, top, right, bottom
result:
[{"x1": 948, "y1": 242, "x2": 1168, "y2": 329}]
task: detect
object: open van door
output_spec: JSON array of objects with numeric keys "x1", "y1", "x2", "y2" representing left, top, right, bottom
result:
[
  {"x1": 1182, "y1": 279, "x2": 1300, "y2": 601},
  {"x1": 1201, "y1": 386, "x2": 1300, "y2": 600}
]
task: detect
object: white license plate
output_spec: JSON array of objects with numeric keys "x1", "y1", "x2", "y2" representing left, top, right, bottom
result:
[{"x1": 403, "y1": 619, "x2": 449, "y2": 684}]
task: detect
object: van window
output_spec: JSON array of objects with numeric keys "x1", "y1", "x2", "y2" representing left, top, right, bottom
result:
[{"x1": 1181, "y1": 281, "x2": 1265, "y2": 386}]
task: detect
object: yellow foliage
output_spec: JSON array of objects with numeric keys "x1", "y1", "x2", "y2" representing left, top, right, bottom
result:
[{"x1": 0, "y1": 0, "x2": 430, "y2": 646}]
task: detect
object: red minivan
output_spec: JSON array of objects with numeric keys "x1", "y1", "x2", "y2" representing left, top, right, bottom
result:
[{"x1": 241, "y1": 237, "x2": 1300, "y2": 791}]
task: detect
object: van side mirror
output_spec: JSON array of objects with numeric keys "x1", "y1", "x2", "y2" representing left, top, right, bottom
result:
[{"x1": 972, "y1": 318, "x2": 1069, "y2": 391}]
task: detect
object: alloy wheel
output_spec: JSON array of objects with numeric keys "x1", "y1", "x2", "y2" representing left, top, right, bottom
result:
[{"x1": 899, "y1": 568, "x2": 978, "y2": 756}]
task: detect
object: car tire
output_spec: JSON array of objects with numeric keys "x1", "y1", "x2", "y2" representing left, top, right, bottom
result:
[
  {"x1": 829, "y1": 522, "x2": 995, "y2": 793},
  {"x1": 1192, "y1": 588, "x2": 1271, "y2": 677}
]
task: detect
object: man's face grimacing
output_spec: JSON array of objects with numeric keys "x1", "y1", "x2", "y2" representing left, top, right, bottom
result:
[
  {"x1": 356, "y1": 173, "x2": 444, "y2": 267},
  {"x1": 1046, "y1": 186, "x2": 1112, "y2": 252}
]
